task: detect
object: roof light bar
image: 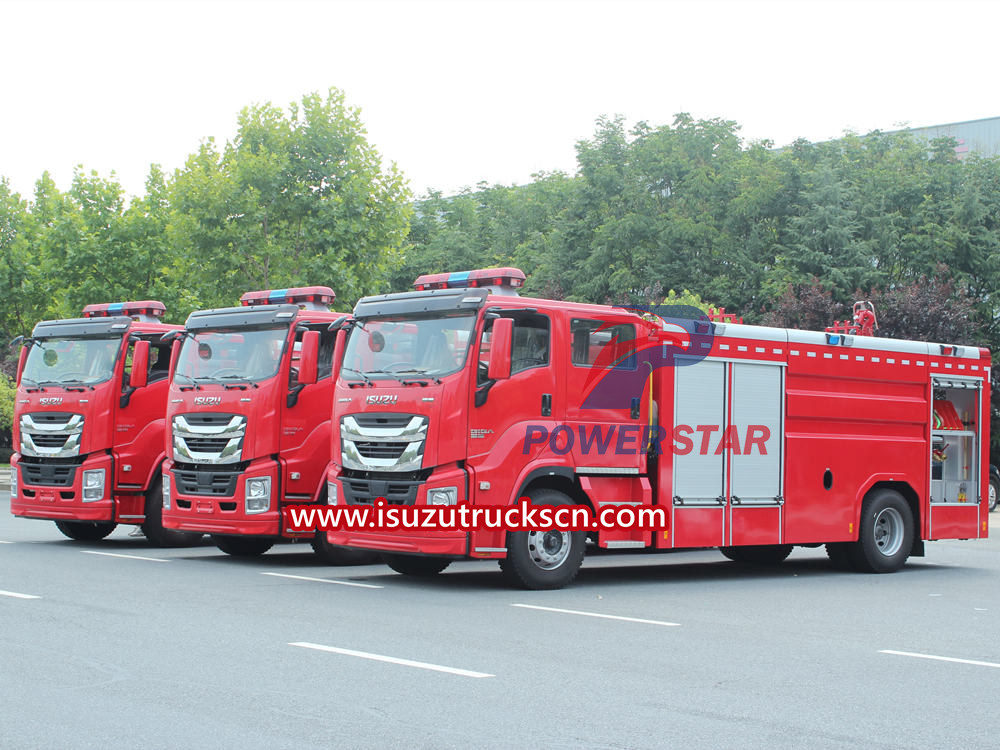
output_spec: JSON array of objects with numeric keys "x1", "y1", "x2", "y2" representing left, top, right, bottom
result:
[
  {"x1": 82, "y1": 300, "x2": 166, "y2": 323},
  {"x1": 413, "y1": 267, "x2": 526, "y2": 296},
  {"x1": 240, "y1": 286, "x2": 336, "y2": 311}
]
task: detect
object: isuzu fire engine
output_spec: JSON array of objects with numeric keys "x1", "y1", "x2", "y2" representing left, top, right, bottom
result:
[
  {"x1": 10, "y1": 301, "x2": 200, "y2": 545},
  {"x1": 160, "y1": 286, "x2": 369, "y2": 562},
  {"x1": 324, "y1": 268, "x2": 992, "y2": 589}
]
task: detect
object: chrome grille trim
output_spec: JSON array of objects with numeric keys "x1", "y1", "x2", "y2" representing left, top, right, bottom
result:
[
  {"x1": 340, "y1": 414, "x2": 427, "y2": 472},
  {"x1": 172, "y1": 413, "x2": 247, "y2": 464},
  {"x1": 20, "y1": 413, "x2": 84, "y2": 458}
]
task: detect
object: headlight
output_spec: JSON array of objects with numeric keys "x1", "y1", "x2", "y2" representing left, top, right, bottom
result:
[
  {"x1": 245, "y1": 477, "x2": 271, "y2": 514},
  {"x1": 82, "y1": 469, "x2": 105, "y2": 502},
  {"x1": 428, "y1": 486, "x2": 458, "y2": 506},
  {"x1": 10, "y1": 466, "x2": 17, "y2": 499},
  {"x1": 326, "y1": 480, "x2": 338, "y2": 505},
  {"x1": 162, "y1": 473, "x2": 171, "y2": 510}
]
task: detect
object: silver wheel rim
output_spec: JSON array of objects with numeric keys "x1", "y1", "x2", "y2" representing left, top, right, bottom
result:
[
  {"x1": 873, "y1": 507, "x2": 904, "y2": 557},
  {"x1": 527, "y1": 530, "x2": 570, "y2": 570},
  {"x1": 990, "y1": 481, "x2": 997, "y2": 509}
]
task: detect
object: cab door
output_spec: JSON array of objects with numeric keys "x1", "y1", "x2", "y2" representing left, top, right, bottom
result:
[{"x1": 467, "y1": 311, "x2": 558, "y2": 502}]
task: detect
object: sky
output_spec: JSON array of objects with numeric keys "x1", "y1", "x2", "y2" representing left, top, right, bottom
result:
[{"x1": 2, "y1": 0, "x2": 998, "y2": 201}]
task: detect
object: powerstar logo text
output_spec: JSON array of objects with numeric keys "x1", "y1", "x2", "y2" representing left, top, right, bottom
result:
[
  {"x1": 367, "y1": 394, "x2": 398, "y2": 406},
  {"x1": 522, "y1": 424, "x2": 772, "y2": 456}
]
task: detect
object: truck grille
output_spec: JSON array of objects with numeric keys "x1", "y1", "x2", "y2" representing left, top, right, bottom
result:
[
  {"x1": 172, "y1": 413, "x2": 247, "y2": 465},
  {"x1": 340, "y1": 413, "x2": 427, "y2": 472},
  {"x1": 20, "y1": 412, "x2": 84, "y2": 458},
  {"x1": 172, "y1": 462, "x2": 248, "y2": 497},
  {"x1": 343, "y1": 477, "x2": 421, "y2": 506},
  {"x1": 19, "y1": 458, "x2": 81, "y2": 487}
]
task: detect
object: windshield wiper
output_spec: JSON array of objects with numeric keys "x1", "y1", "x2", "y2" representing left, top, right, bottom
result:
[
  {"x1": 391, "y1": 368, "x2": 443, "y2": 385},
  {"x1": 21, "y1": 377, "x2": 44, "y2": 392},
  {"x1": 174, "y1": 373, "x2": 200, "y2": 391},
  {"x1": 218, "y1": 376, "x2": 258, "y2": 390},
  {"x1": 342, "y1": 367, "x2": 373, "y2": 387}
]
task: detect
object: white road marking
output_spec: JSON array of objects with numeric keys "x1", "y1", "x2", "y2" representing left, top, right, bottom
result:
[
  {"x1": 0, "y1": 541, "x2": 13, "y2": 544},
  {"x1": 880, "y1": 650, "x2": 1000, "y2": 669},
  {"x1": 511, "y1": 603, "x2": 680, "y2": 627},
  {"x1": 261, "y1": 572, "x2": 383, "y2": 589},
  {"x1": 289, "y1": 642, "x2": 494, "y2": 678},
  {"x1": 81, "y1": 551, "x2": 170, "y2": 563},
  {"x1": 0, "y1": 589, "x2": 41, "y2": 599}
]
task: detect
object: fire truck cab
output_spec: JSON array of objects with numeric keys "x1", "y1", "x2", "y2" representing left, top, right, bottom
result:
[
  {"x1": 324, "y1": 268, "x2": 991, "y2": 589},
  {"x1": 160, "y1": 286, "x2": 370, "y2": 563},
  {"x1": 10, "y1": 301, "x2": 198, "y2": 545}
]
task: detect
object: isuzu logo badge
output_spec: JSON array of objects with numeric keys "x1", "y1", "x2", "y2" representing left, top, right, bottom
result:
[
  {"x1": 366, "y1": 394, "x2": 398, "y2": 405},
  {"x1": 39, "y1": 397, "x2": 63, "y2": 406},
  {"x1": 193, "y1": 396, "x2": 223, "y2": 406}
]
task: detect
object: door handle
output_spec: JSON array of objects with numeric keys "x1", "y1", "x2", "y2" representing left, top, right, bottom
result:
[{"x1": 541, "y1": 393, "x2": 552, "y2": 417}]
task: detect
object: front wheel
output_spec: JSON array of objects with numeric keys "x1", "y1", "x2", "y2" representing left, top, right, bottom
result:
[
  {"x1": 848, "y1": 489, "x2": 913, "y2": 573},
  {"x1": 719, "y1": 544, "x2": 793, "y2": 565},
  {"x1": 55, "y1": 520, "x2": 117, "y2": 541},
  {"x1": 312, "y1": 535, "x2": 378, "y2": 565},
  {"x1": 501, "y1": 489, "x2": 586, "y2": 590},
  {"x1": 141, "y1": 478, "x2": 203, "y2": 548},
  {"x1": 382, "y1": 553, "x2": 451, "y2": 577},
  {"x1": 212, "y1": 535, "x2": 274, "y2": 557}
]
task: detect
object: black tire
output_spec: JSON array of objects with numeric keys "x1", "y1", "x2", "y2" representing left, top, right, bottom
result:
[
  {"x1": 54, "y1": 520, "x2": 117, "y2": 541},
  {"x1": 501, "y1": 488, "x2": 586, "y2": 590},
  {"x1": 212, "y1": 534, "x2": 274, "y2": 557},
  {"x1": 719, "y1": 544, "x2": 793, "y2": 565},
  {"x1": 141, "y1": 477, "x2": 203, "y2": 548},
  {"x1": 311, "y1": 534, "x2": 378, "y2": 565},
  {"x1": 825, "y1": 542, "x2": 854, "y2": 570},
  {"x1": 988, "y1": 467, "x2": 999, "y2": 513},
  {"x1": 848, "y1": 489, "x2": 914, "y2": 573},
  {"x1": 381, "y1": 553, "x2": 451, "y2": 577}
]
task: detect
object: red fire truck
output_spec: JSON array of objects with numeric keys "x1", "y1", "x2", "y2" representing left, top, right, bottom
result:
[
  {"x1": 324, "y1": 268, "x2": 992, "y2": 589},
  {"x1": 10, "y1": 301, "x2": 200, "y2": 545},
  {"x1": 160, "y1": 286, "x2": 368, "y2": 562}
]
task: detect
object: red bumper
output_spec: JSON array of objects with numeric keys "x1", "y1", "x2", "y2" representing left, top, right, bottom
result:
[{"x1": 10, "y1": 453, "x2": 115, "y2": 522}]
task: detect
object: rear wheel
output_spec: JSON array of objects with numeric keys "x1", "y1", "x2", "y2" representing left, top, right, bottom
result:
[
  {"x1": 988, "y1": 468, "x2": 999, "y2": 513},
  {"x1": 382, "y1": 553, "x2": 451, "y2": 577},
  {"x1": 54, "y1": 520, "x2": 117, "y2": 541},
  {"x1": 212, "y1": 535, "x2": 274, "y2": 557},
  {"x1": 719, "y1": 544, "x2": 793, "y2": 565},
  {"x1": 501, "y1": 488, "x2": 586, "y2": 590},
  {"x1": 141, "y1": 478, "x2": 203, "y2": 547},
  {"x1": 311, "y1": 535, "x2": 378, "y2": 565},
  {"x1": 848, "y1": 489, "x2": 913, "y2": 573}
]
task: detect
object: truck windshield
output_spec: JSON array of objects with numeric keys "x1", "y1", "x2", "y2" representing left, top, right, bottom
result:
[
  {"x1": 22, "y1": 336, "x2": 123, "y2": 386},
  {"x1": 343, "y1": 312, "x2": 477, "y2": 380},
  {"x1": 175, "y1": 326, "x2": 289, "y2": 383}
]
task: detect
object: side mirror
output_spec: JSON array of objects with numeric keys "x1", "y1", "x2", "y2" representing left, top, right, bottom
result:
[
  {"x1": 130, "y1": 340, "x2": 150, "y2": 389},
  {"x1": 160, "y1": 330, "x2": 182, "y2": 344},
  {"x1": 328, "y1": 316, "x2": 350, "y2": 333},
  {"x1": 298, "y1": 330, "x2": 319, "y2": 385},
  {"x1": 15, "y1": 339, "x2": 28, "y2": 385},
  {"x1": 487, "y1": 318, "x2": 513, "y2": 381}
]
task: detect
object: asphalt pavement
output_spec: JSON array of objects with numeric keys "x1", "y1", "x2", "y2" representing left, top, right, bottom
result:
[{"x1": 2, "y1": 495, "x2": 998, "y2": 750}]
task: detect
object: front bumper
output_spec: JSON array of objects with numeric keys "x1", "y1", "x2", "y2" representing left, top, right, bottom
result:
[
  {"x1": 161, "y1": 457, "x2": 294, "y2": 537},
  {"x1": 10, "y1": 452, "x2": 114, "y2": 522}
]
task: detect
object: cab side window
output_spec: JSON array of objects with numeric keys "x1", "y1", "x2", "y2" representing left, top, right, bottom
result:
[
  {"x1": 478, "y1": 313, "x2": 550, "y2": 385},
  {"x1": 571, "y1": 319, "x2": 636, "y2": 370}
]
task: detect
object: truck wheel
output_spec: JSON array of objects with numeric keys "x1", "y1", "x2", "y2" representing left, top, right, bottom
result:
[
  {"x1": 719, "y1": 544, "x2": 793, "y2": 564},
  {"x1": 311, "y1": 535, "x2": 378, "y2": 565},
  {"x1": 141, "y1": 478, "x2": 203, "y2": 548},
  {"x1": 55, "y1": 520, "x2": 117, "y2": 541},
  {"x1": 501, "y1": 488, "x2": 586, "y2": 590},
  {"x1": 989, "y1": 467, "x2": 999, "y2": 513},
  {"x1": 825, "y1": 542, "x2": 854, "y2": 570},
  {"x1": 382, "y1": 553, "x2": 451, "y2": 577},
  {"x1": 212, "y1": 535, "x2": 274, "y2": 557},
  {"x1": 848, "y1": 489, "x2": 913, "y2": 573}
]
